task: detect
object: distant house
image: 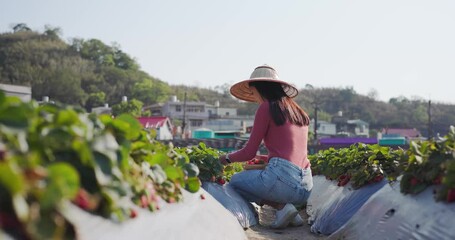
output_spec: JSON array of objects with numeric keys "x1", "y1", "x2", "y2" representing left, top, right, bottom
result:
[
  {"x1": 137, "y1": 116, "x2": 173, "y2": 140},
  {"x1": 330, "y1": 111, "x2": 369, "y2": 137},
  {"x1": 347, "y1": 119, "x2": 369, "y2": 137},
  {"x1": 377, "y1": 128, "x2": 422, "y2": 147},
  {"x1": 144, "y1": 96, "x2": 217, "y2": 128},
  {"x1": 380, "y1": 128, "x2": 421, "y2": 139},
  {"x1": 0, "y1": 83, "x2": 31, "y2": 101},
  {"x1": 91, "y1": 104, "x2": 112, "y2": 115},
  {"x1": 204, "y1": 118, "x2": 253, "y2": 133},
  {"x1": 143, "y1": 96, "x2": 252, "y2": 136},
  {"x1": 309, "y1": 120, "x2": 337, "y2": 138}
]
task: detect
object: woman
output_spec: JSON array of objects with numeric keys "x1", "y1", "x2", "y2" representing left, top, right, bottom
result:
[{"x1": 219, "y1": 65, "x2": 313, "y2": 229}]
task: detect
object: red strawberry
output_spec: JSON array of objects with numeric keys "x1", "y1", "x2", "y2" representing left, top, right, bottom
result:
[
  {"x1": 200, "y1": 194, "x2": 206, "y2": 200},
  {"x1": 130, "y1": 209, "x2": 138, "y2": 218},
  {"x1": 0, "y1": 150, "x2": 5, "y2": 162},
  {"x1": 373, "y1": 175, "x2": 384, "y2": 182},
  {"x1": 338, "y1": 178, "x2": 350, "y2": 186},
  {"x1": 74, "y1": 189, "x2": 90, "y2": 210},
  {"x1": 447, "y1": 189, "x2": 455, "y2": 202},
  {"x1": 410, "y1": 177, "x2": 419, "y2": 186},
  {"x1": 217, "y1": 178, "x2": 226, "y2": 185},
  {"x1": 433, "y1": 175, "x2": 443, "y2": 185},
  {"x1": 140, "y1": 195, "x2": 149, "y2": 208},
  {"x1": 0, "y1": 212, "x2": 20, "y2": 228}
]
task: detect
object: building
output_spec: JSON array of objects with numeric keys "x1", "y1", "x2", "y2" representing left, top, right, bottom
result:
[
  {"x1": 144, "y1": 96, "x2": 253, "y2": 136},
  {"x1": 137, "y1": 116, "x2": 173, "y2": 140},
  {"x1": 346, "y1": 119, "x2": 369, "y2": 137},
  {"x1": 309, "y1": 120, "x2": 337, "y2": 138},
  {"x1": 144, "y1": 96, "x2": 208, "y2": 129},
  {"x1": 378, "y1": 128, "x2": 423, "y2": 146},
  {"x1": 0, "y1": 83, "x2": 31, "y2": 101},
  {"x1": 91, "y1": 104, "x2": 112, "y2": 115},
  {"x1": 380, "y1": 128, "x2": 421, "y2": 139}
]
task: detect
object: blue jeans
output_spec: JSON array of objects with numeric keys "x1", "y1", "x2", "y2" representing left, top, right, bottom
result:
[{"x1": 229, "y1": 157, "x2": 313, "y2": 206}]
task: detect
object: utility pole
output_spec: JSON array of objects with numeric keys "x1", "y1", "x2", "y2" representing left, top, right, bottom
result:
[
  {"x1": 314, "y1": 103, "x2": 318, "y2": 144},
  {"x1": 427, "y1": 100, "x2": 432, "y2": 140},
  {"x1": 182, "y1": 92, "x2": 187, "y2": 136}
]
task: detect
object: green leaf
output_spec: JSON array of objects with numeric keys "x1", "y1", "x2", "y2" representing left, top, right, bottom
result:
[
  {"x1": 56, "y1": 109, "x2": 79, "y2": 126},
  {"x1": 164, "y1": 166, "x2": 182, "y2": 181},
  {"x1": 0, "y1": 105, "x2": 29, "y2": 130},
  {"x1": 43, "y1": 128, "x2": 73, "y2": 150},
  {"x1": 92, "y1": 133, "x2": 119, "y2": 161},
  {"x1": 94, "y1": 152, "x2": 113, "y2": 176},
  {"x1": 185, "y1": 177, "x2": 201, "y2": 193},
  {"x1": 184, "y1": 163, "x2": 199, "y2": 178},
  {"x1": 149, "y1": 153, "x2": 168, "y2": 165},
  {"x1": 114, "y1": 114, "x2": 142, "y2": 140},
  {"x1": 0, "y1": 91, "x2": 5, "y2": 104},
  {"x1": 150, "y1": 165, "x2": 167, "y2": 184},
  {"x1": 198, "y1": 142, "x2": 207, "y2": 149},
  {"x1": 72, "y1": 140, "x2": 94, "y2": 165},
  {"x1": 0, "y1": 162, "x2": 25, "y2": 194},
  {"x1": 41, "y1": 163, "x2": 80, "y2": 209}
]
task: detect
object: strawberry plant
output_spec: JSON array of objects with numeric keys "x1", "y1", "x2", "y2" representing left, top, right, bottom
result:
[
  {"x1": 177, "y1": 143, "x2": 224, "y2": 183},
  {"x1": 223, "y1": 162, "x2": 244, "y2": 182},
  {"x1": 176, "y1": 142, "x2": 243, "y2": 185},
  {"x1": 400, "y1": 126, "x2": 455, "y2": 203},
  {"x1": 309, "y1": 143, "x2": 402, "y2": 189},
  {"x1": 0, "y1": 92, "x2": 202, "y2": 239}
]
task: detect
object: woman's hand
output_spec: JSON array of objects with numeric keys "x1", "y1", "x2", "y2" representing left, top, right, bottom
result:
[
  {"x1": 219, "y1": 155, "x2": 228, "y2": 165},
  {"x1": 256, "y1": 155, "x2": 269, "y2": 163}
]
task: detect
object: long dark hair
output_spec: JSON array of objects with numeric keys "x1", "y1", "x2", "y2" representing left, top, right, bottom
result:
[{"x1": 249, "y1": 81, "x2": 310, "y2": 126}]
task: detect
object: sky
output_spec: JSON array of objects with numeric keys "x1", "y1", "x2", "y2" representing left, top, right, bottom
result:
[{"x1": 1, "y1": 0, "x2": 455, "y2": 104}]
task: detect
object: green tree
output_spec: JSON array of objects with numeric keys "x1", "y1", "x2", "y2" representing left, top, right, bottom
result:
[
  {"x1": 132, "y1": 78, "x2": 171, "y2": 105},
  {"x1": 44, "y1": 25, "x2": 62, "y2": 40},
  {"x1": 85, "y1": 91, "x2": 106, "y2": 110},
  {"x1": 111, "y1": 98, "x2": 144, "y2": 117}
]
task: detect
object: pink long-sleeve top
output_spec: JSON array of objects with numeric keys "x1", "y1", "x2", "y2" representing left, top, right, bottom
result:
[{"x1": 229, "y1": 101, "x2": 310, "y2": 169}]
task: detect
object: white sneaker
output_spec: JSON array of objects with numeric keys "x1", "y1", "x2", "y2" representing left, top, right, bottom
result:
[
  {"x1": 270, "y1": 203, "x2": 298, "y2": 229},
  {"x1": 289, "y1": 213, "x2": 304, "y2": 227}
]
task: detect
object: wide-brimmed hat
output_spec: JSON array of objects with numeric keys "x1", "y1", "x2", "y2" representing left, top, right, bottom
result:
[{"x1": 229, "y1": 65, "x2": 299, "y2": 102}]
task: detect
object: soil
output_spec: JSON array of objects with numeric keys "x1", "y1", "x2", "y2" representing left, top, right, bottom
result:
[{"x1": 245, "y1": 205, "x2": 326, "y2": 240}]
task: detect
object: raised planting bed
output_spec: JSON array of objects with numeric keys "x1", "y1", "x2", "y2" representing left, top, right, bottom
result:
[
  {"x1": 307, "y1": 127, "x2": 455, "y2": 237},
  {"x1": 0, "y1": 92, "x2": 246, "y2": 239},
  {"x1": 63, "y1": 188, "x2": 247, "y2": 240},
  {"x1": 329, "y1": 178, "x2": 455, "y2": 239},
  {"x1": 306, "y1": 176, "x2": 387, "y2": 235},
  {"x1": 307, "y1": 143, "x2": 402, "y2": 235}
]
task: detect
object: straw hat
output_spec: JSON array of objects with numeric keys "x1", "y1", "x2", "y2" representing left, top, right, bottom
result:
[{"x1": 229, "y1": 65, "x2": 299, "y2": 102}]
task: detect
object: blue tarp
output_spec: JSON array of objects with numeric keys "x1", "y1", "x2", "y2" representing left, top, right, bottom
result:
[
  {"x1": 202, "y1": 182, "x2": 258, "y2": 229},
  {"x1": 329, "y1": 178, "x2": 455, "y2": 240},
  {"x1": 307, "y1": 176, "x2": 387, "y2": 235}
]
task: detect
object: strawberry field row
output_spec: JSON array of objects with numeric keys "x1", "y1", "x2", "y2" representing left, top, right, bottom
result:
[{"x1": 0, "y1": 92, "x2": 241, "y2": 239}]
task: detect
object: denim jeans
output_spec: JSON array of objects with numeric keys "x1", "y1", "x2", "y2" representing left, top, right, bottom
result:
[{"x1": 229, "y1": 157, "x2": 313, "y2": 206}]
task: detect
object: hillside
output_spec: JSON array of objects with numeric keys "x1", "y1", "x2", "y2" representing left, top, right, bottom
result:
[{"x1": 1, "y1": 24, "x2": 454, "y2": 136}]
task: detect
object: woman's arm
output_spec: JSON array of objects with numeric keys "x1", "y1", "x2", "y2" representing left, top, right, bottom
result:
[
  {"x1": 224, "y1": 102, "x2": 270, "y2": 162},
  {"x1": 255, "y1": 154, "x2": 269, "y2": 162}
]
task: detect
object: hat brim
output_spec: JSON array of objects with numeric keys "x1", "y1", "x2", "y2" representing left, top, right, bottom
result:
[{"x1": 230, "y1": 78, "x2": 299, "y2": 102}]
